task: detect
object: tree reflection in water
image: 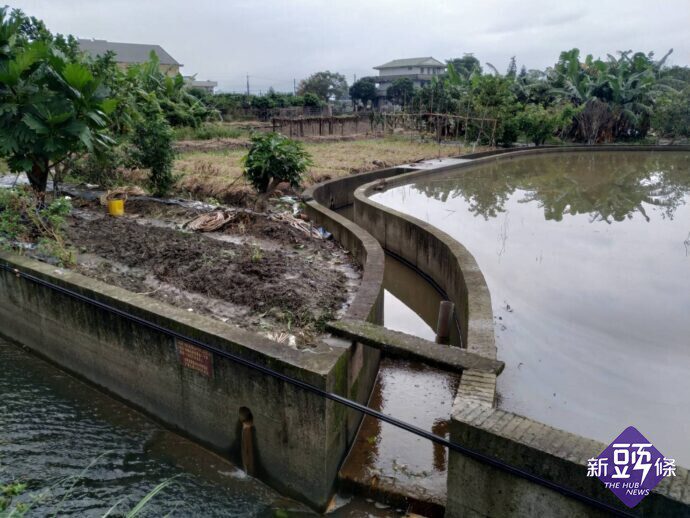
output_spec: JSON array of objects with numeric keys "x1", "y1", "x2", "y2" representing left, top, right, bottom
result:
[{"x1": 414, "y1": 152, "x2": 690, "y2": 223}]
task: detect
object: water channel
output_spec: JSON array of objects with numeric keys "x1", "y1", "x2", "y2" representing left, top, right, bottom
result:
[
  {"x1": 372, "y1": 150, "x2": 690, "y2": 467},
  {"x1": 336, "y1": 205, "x2": 461, "y2": 507},
  {"x1": 0, "y1": 338, "x2": 406, "y2": 516}
]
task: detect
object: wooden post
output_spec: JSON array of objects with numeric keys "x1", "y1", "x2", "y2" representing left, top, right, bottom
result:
[
  {"x1": 435, "y1": 301, "x2": 454, "y2": 344},
  {"x1": 239, "y1": 407, "x2": 255, "y2": 476}
]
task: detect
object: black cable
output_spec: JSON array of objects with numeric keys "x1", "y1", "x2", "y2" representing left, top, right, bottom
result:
[{"x1": 0, "y1": 261, "x2": 634, "y2": 517}]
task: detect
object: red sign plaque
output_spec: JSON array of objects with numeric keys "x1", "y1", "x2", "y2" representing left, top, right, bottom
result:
[{"x1": 177, "y1": 339, "x2": 213, "y2": 378}]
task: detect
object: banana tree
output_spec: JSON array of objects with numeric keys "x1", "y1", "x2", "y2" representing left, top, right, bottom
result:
[{"x1": 0, "y1": 7, "x2": 115, "y2": 195}]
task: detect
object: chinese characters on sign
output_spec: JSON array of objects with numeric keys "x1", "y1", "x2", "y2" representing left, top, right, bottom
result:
[
  {"x1": 177, "y1": 339, "x2": 214, "y2": 378},
  {"x1": 587, "y1": 426, "x2": 676, "y2": 508}
]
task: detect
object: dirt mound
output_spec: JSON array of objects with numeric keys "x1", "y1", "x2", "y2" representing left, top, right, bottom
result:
[{"x1": 67, "y1": 209, "x2": 352, "y2": 344}]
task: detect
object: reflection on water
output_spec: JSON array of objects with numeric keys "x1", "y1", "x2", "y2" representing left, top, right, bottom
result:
[
  {"x1": 372, "y1": 151, "x2": 690, "y2": 467},
  {"x1": 383, "y1": 255, "x2": 442, "y2": 343},
  {"x1": 339, "y1": 358, "x2": 459, "y2": 506}
]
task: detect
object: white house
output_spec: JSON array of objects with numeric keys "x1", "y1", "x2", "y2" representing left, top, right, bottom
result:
[{"x1": 373, "y1": 57, "x2": 446, "y2": 97}]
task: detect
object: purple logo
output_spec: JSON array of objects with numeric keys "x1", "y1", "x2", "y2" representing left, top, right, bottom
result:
[{"x1": 587, "y1": 426, "x2": 676, "y2": 508}]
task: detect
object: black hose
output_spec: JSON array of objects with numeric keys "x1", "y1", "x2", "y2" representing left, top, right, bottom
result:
[{"x1": 0, "y1": 261, "x2": 634, "y2": 517}]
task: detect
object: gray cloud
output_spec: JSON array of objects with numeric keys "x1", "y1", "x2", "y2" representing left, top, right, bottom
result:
[{"x1": 9, "y1": 0, "x2": 690, "y2": 92}]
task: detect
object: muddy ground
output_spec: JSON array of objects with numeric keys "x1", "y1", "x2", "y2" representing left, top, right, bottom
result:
[{"x1": 65, "y1": 199, "x2": 360, "y2": 347}]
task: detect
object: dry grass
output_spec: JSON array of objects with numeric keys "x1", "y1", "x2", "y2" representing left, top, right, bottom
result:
[{"x1": 173, "y1": 136, "x2": 486, "y2": 203}]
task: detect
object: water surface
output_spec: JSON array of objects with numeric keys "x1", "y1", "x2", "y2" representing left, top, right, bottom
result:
[{"x1": 372, "y1": 151, "x2": 690, "y2": 466}]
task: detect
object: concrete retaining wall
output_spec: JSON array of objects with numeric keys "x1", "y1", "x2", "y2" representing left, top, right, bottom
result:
[
  {"x1": 354, "y1": 176, "x2": 495, "y2": 358},
  {"x1": 302, "y1": 168, "x2": 413, "y2": 323},
  {"x1": 0, "y1": 252, "x2": 372, "y2": 511}
]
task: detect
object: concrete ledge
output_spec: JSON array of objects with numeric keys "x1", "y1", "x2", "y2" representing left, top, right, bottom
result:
[
  {"x1": 303, "y1": 170, "x2": 413, "y2": 324},
  {"x1": 355, "y1": 177, "x2": 496, "y2": 359},
  {"x1": 327, "y1": 318, "x2": 504, "y2": 374}
]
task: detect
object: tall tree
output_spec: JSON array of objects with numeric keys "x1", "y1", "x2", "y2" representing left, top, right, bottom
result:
[
  {"x1": 447, "y1": 54, "x2": 482, "y2": 80},
  {"x1": 297, "y1": 71, "x2": 348, "y2": 101},
  {"x1": 387, "y1": 77, "x2": 415, "y2": 107},
  {"x1": 0, "y1": 7, "x2": 115, "y2": 195},
  {"x1": 349, "y1": 77, "x2": 377, "y2": 107}
]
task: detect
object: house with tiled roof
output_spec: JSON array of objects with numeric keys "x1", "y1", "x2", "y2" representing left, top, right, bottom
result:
[{"x1": 78, "y1": 39, "x2": 182, "y2": 76}]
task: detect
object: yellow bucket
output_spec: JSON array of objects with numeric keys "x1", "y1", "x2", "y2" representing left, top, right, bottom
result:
[{"x1": 108, "y1": 199, "x2": 125, "y2": 217}]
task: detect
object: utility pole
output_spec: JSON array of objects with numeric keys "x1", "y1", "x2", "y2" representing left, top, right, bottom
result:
[
  {"x1": 293, "y1": 78, "x2": 296, "y2": 94},
  {"x1": 246, "y1": 74, "x2": 250, "y2": 95}
]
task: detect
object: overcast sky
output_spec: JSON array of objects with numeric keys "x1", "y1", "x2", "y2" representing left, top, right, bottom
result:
[{"x1": 9, "y1": 0, "x2": 690, "y2": 93}]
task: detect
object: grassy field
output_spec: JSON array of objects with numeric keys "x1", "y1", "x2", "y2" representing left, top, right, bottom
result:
[
  {"x1": 172, "y1": 122, "x2": 246, "y2": 141},
  {"x1": 173, "y1": 136, "x2": 483, "y2": 203}
]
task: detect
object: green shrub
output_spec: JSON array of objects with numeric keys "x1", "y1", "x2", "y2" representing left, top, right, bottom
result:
[
  {"x1": 517, "y1": 104, "x2": 578, "y2": 145},
  {"x1": 0, "y1": 7, "x2": 116, "y2": 195},
  {"x1": 652, "y1": 88, "x2": 690, "y2": 140},
  {"x1": 131, "y1": 107, "x2": 176, "y2": 196},
  {"x1": 242, "y1": 132, "x2": 312, "y2": 194},
  {"x1": 303, "y1": 93, "x2": 322, "y2": 107}
]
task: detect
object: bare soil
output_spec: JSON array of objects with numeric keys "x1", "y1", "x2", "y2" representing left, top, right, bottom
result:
[{"x1": 65, "y1": 200, "x2": 360, "y2": 346}]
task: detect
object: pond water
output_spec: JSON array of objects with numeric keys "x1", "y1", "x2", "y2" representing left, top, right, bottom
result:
[{"x1": 371, "y1": 151, "x2": 690, "y2": 467}]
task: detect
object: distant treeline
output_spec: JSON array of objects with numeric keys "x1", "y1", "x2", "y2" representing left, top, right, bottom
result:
[{"x1": 196, "y1": 50, "x2": 690, "y2": 145}]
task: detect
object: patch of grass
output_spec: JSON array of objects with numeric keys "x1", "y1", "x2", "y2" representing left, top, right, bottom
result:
[
  {"x1": 173, "y1": 122, "x2": 245, "y2": 141},
  {"x1": 171, "y1": 136, "x2": 486, "y2": 203},
  {"x1": 174, "y1": 149, "x2": 252, "y2": 203},
  {"x1": 301, "y1": 136, "x2": 476, "y2": 183}
]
